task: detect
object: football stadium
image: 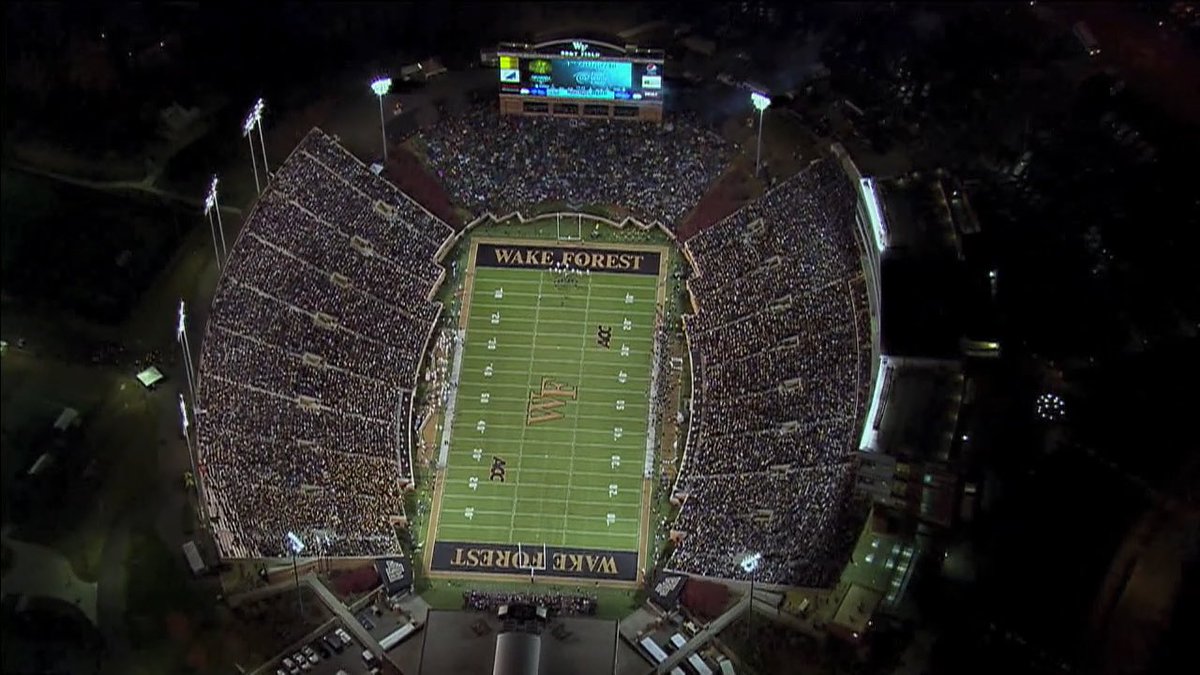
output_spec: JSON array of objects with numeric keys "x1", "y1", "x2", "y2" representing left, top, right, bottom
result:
[{"x1": 189, "y1": 33, "x2": 886, "y2": 673}]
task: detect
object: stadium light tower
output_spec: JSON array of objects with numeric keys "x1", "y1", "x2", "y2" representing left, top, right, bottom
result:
[
  {"x1": 750, "y1": 92, "x2": 771, "y2": 177},
  {"x1": 242, "y1": 109, "x2": 261, "y2": 194},
  {"x1": 176, "y1": 300, "x2": 197, "y2": 407},
  {"x1": 286, "y1": 531, "x2": 306, "y2": 614},
  {"x1": 243, "y1": 98, "x2": 268, "y2": 192},
  {"x1": 370, "y1": 77, "x2": 392, "y2": 163},
  {"x1": 204, "y1": 175, "x2": 228, "y2": 264}
]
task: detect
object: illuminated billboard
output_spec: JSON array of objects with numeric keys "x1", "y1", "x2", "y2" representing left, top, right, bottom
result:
[{"x1": 497, "y1": 40, "x2": 663, "y2": 104}]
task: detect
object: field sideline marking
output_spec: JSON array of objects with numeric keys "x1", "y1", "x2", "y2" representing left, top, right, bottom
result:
[{"x1": 561, "y1": 271, "x2": 594, "y2": 545}]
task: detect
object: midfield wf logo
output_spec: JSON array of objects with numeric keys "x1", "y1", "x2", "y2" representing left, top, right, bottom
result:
[{"x1": 526, "y1": 377, "x2": 577, "y2": 425}]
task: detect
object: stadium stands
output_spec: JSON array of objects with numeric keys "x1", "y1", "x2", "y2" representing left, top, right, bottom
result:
[
  {"x1": 667, "y1": 159, "x2": 871, "y2": 587},
  {"x1": 196, "y1": 128, "x2": 454, "y2": 558},
  {"x1": 418, "y1": 105, "x2": 733, "y2": 228}
]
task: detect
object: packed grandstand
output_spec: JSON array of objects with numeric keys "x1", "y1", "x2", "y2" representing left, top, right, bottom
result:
[{"x1": 194, "y1": 104, "x2": 874, "y2": 587}]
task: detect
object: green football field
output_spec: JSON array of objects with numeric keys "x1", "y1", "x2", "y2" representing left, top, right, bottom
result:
[{"x1": 432, "y1": 241, "x2": 663, "y2": 561}]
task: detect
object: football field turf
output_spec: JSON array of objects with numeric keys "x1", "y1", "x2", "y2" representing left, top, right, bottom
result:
[{"x1": 428, "y1": 239, "x2": 666, "y2": 582}]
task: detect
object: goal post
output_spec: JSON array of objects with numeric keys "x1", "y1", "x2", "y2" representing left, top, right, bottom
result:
[
  {"x1": 556, "y1": 213, "x2": 583, "y2": 241},
  {"x1": 517, "y1": 542, "x2": 548, "y2": 581}
]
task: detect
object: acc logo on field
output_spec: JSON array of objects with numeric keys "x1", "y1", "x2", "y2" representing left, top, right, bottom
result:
[{"x1": 490, "y1": 456, "x2": 507, "y2": 482}]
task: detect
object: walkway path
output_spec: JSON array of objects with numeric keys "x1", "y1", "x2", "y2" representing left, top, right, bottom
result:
[
  {"x1": 1, "y1": 525, "x2": 100, "y2": 625},
  {"x1": 95, "y1": 516, "x2": 131, "y2": 663},
  {"x1": 6, "y1": 162, "x2": 243, "y2": 216}
]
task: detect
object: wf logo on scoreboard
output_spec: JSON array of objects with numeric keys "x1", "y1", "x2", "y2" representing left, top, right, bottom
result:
[
  {"x1": 559, "y1": 41, "x2": 601, "y2": 58},
  {"x1": 526, "y1": 377, "x2": 577, "y2": 425}
]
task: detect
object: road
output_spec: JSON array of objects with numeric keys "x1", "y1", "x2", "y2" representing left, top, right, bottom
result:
[
  {"x1": 655, "y1": 590, "x2": 752, "y2": 674},
  {"x1": 304, "y1": 575, "x2": 388, "y2": 659},
  {"x1": 6, "y1": 161, "x2": 243, "y2": 217}
]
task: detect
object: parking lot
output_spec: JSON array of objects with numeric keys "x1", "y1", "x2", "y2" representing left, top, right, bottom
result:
[{"x1": 267, "y1": 595, "x2": 416, "y2": 675}]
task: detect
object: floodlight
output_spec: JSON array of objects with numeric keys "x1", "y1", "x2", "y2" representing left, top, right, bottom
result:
[
  {"x1": 370, "y1": 77, "x2": 393, "y2": 97},
  {"x1": 176, "y1": 300, "x2": 187, "y2": 339},
  {"x1": 739, "y1": 551, "x2": 762, "y2": 573},
  {"x1": 370, "y1": 78, "x2": 393, "y2": 162},
  {"x1": 750, "y1": 92, "x2": 772, "y2": 111},
  {"x1": 243, "y1": 97, "x2": 264, "y2": 135},
  {"x1": 286, "y1": 531, "x2": 306, "y2": 554},
  {"x1": 178, "y1": 393, "x2": 189, "y2": 431},
  {"x1": 204, "y1": 176, "x2": 219, "y2": 215}
]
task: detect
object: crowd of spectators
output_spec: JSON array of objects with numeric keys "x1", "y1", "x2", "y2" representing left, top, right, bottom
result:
[
  {"x1": 418, "y1": 105, "x2": 733, "y2": 228},
  {"x1": 463, "y1": 590, "x2": 598, "y2": 617},
  {"x1": 196, "y1": 129, "x2": 454, "y2": 558},
  {"x1": 666, "y1": 159, "x2": 873, "y2": 586}
]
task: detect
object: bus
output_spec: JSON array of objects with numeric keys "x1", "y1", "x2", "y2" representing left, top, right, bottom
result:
[
  {"x1": 667, "y1": 633, "x2": 687, "y2": 653},
  {"x1": 638, "y1": 637, "x2": 685, "y2": 675},
  {"x1": 378, "y1": 621, "x2": 417, "y2": 651}
]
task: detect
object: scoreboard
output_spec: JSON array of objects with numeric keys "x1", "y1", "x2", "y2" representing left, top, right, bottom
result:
[{"x1": 496, "y1": 39, "x2": 664, "y2": 122}]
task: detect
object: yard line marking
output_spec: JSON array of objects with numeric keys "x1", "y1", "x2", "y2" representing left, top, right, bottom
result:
[
  {"x1": 507, "y1": 269, "x2": 544, "y2": 543},
  {"x1": 451, "y1": 422, "x2": 647, "y2": 435},
  {"x1": 436, "y1": 523, "x2": 639, "y2": 541},
  {"x1": 442, "y1": 494, "x2": 642, "y2": 508},
  {"x1": 478, "y1": 329, "x2": 651, "y2": 342}
]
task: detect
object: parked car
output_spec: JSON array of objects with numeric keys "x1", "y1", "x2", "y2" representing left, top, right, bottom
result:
[
  {"x1": 324, "y1": 634, "x2": 343, "y2": 653},
  {"x1": 301, "y1": 645, "x2": 318, "y2": 664},
  {"x1": 335, "y1": 627, "x2": 354, "y2": 646}
]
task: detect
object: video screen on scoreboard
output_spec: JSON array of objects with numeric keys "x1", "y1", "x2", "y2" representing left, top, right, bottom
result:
[{"x1": 498, "y1": 55, "x2": 662, "y2": 102}]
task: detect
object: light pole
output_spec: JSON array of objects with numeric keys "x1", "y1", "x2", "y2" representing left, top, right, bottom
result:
[
  {"x1": 243, "y1": 98, "x2": 267, "y2": 191},
  {"x1": 203, "y1": 178, "x2": 225, "y2": 269},
  {"x1": 750, "y1": 92, "x2": 771, "y2": 177},
  {"x1": 370, "y1": 77, "x2": 392, "y2": 163},
  {"x1": 739, "y1": 551, "x2": 762, "y2": 626},
  {"x1": 243, "y1": 112, "x2": 260, "y2": 194},
  {"x1": 205, "y1": 175, "x2": 227, "y2": 260},
  {"x1": 286, "y1": 531, "x2": 305, "y2": 615},
  {"x1": 176, "y1": 302, "x2": 207, "y2": 521},
  {"x1": 176, "y1": 300, "x2": 197, "y2": 407}
]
